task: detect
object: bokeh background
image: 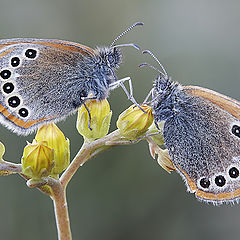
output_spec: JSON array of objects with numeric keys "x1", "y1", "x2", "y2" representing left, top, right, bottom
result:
[{"x1": 0, "y1": 0, "x2": 239, "y2": 239}]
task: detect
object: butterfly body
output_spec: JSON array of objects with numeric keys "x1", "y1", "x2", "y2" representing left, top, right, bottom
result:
[
  {"x1": 0, "y1": 38, "x2": 122, "y2": 134},
  {"x1": 152, "y1": 75, "x2": 240, "y2": 204}
]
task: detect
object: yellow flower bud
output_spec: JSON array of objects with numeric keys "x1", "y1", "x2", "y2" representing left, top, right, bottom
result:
[
  {"x1": 116, "y1": 105, "x2": 153, "y2": 140},
  {"x1": 22, "y1": 140, "x2": 54, "y2": 179},
  {"x1": 148, "y1": 140, "x2": 175, "y2": 173},
  {"x1": 0, "y1": 141, "x2": 5, "y2": 161},
  {"x1": 35, "y1": 123, "x2": 70, "y2": 177},
  {"x1": 148, "y1": 122, "x2": 165, "y2": 146},
  {"x1": 156, "y1": 148, "x2": 176, "y2": 173},
  {"x1": 77, "y1": 99, "x2": 112, "y2": 141}
]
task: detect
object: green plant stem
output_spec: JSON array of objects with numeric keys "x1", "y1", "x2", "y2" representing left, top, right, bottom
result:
[
  {"x1": 60, "y1": 129, "x2": 123, "y2": 189},
  {"x1": 48, "y1": 178, "x2": 72, "y2": 240},
  {"x1": 0, "y1": 160, "x2": 22, "y2": 174}
]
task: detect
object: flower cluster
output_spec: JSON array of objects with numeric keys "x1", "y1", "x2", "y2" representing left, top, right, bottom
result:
[{"x1": 19, "y1": 98, "x2": 170, "y2": 181}]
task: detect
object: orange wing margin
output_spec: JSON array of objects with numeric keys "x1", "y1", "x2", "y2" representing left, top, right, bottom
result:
[
  {"x1": 184, "y1": 86, "x2": 240, "y2": 120},
  {"x1": 0, "y1": 104, "x2": 52, "y2": 128},
  {"x1": 0, "y1": 39, "x2": 95, "y2": 55},
  {"x1": 179, "y1": 166, "x2": 240, "y2": 202}
]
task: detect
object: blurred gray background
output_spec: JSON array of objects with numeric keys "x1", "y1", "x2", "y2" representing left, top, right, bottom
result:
[{"x1": 0, "y1": 0, "x2": 239, "y2": 239}]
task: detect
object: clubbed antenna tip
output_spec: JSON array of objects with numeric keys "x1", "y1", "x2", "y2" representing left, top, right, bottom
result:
[
  {"x1": 110, "y1": 22, "x2": 144, "y2": 47},
  {"x1": 142, "y1": 50, "x2": 168, "y2": 79}
]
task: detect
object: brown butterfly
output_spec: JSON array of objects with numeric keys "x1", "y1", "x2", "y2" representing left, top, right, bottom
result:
[
  {"x1": 142, "y1": 50, "x2": 240, "y2": 205},
  {"x1": 0, "y1": 22, "x2": 143, "y2": 135}
]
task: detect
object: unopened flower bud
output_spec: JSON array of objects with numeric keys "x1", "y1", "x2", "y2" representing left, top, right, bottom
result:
[
  {"x1": 156, "y1": 148, "x2": 176, "y2": 173},
  {"x1": 117, "y1": 105, "x2": 153, "y2": 140},
  {"x1": 77, "y1": 99, "x2": 112, "y2": 141},
  {"x1": 147, "y1": 122, "x2": 165, "y2": 146},
  {"x1": 22, "y1": 140, "x2": 54, "y2": 179},
  {"x1": 0, "y1": 142, "x2": 5, "y2": 161},
  {"x1": 35, "y1": 123, "x2": 70, "y2": 177},
  {"x1": 148, "y1": 140, "x2": 175, "y2": 173}
]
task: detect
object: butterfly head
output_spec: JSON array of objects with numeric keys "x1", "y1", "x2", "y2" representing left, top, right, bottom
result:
[
  {"x1": 140, "y1": 50, "x2": 181, "y2": 122},
  {"x1": 94, "y1": 46, "x2": 122, "y2": 70}
]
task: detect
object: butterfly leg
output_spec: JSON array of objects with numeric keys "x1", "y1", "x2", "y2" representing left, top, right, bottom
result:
[
  {"x1": 110, "y1": 77, "x2": 146, "y2": 113},
  {"x1": 83, "y1": 102, "x2": 92, "y2": 131},
  {"x1": 143, "y1": 88, "x2": 154, "y2": 104},
  {"x1": 81, "y1": 96, "x2": 98, "y2": 131}
]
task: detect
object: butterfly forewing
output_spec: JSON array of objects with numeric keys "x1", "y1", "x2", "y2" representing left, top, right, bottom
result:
[{"x1": 0, "y1": 39, "x2": 95, "y2": 134}]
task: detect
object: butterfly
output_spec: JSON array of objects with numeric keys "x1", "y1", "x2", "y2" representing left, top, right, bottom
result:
[
  {"x1": 142, "y1": 50, "x2": 240, "y2": 205},
  {"x1": 0, "y1": 22, "x2": 143, "y2": 135}
]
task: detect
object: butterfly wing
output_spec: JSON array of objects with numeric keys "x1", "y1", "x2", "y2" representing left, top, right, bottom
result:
[
  {"x1": 163, "y1": 85, "x2": 240, "y2": 204},
  {"x1": 0, "y1": 38, "x2": 95, "y2": 135},
  {"x1": 0, "y1": 38, "x2": 95, "y2": 55},
  {"x1": 184, "y1": 85, "x2": 240, "y2": 119}
]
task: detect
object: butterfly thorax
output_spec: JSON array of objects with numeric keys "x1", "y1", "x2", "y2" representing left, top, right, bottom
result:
[
  {"x1": 81, "y1": 46, "x2": 122, "y2": 100},
  {"x1": 152, "y1": 76, "x2": 181, "y2": 123}
]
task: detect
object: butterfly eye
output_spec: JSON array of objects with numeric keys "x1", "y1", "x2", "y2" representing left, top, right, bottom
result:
[
  {"x1": 229, "y1": 167, "x2": 239, "y2": 178},
  {"x1": 200, "y1": 178, "x2": 210, "y2": 188},
  {"x1": 11, "y1": 57, "x2": 20, "y2": 67},
  {"x1": 0, "y1": 69, "x2": 11, "y2": 79},
  {"x1": 2, "y1": 82, "x2": 14, "y2": 94},
  {"x1": 108, "y1": 55, "x2": 114, "y2": 64},
  {"x1": 215, "y1": 175, "x2": 226, "y2": 187},
  {"x1": 18, "y1": 108, "x2": 29, "y2": 118},
  {"x1": 8, "y1": 96, "x2": 21, "y2": 108},
  {"x1": 232, "y1": 125, "x2": 240, "y2": 138},
  {"x1": 25, "y1": 49, "x2": 37, "y2": 59}
]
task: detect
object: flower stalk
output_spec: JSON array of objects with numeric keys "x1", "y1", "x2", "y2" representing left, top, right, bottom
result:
[
  {"x1": 49, "y1": 179, "x2": 72, "y2": 240},
  {"x1": 0, "y1": 101, "x2": 162, "y2": 240}
]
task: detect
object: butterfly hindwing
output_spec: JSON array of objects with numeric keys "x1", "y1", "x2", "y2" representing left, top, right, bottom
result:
[{"x1": 163, "y1": 86, "x2": 240, "y2": 204}]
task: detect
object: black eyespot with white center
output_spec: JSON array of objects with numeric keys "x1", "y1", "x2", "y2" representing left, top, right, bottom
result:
[
  {"x1": 229, "y1": 167, "x2": 239, "y2": 178},
  {"x1": 8, "y1": 96, "x2": 21, "y2": 108},
  {"x1": 215, "y1": 175, "x2": 226, "y2": 187},
  {"x1": 232, "y1": 125, "x2": 240, "y2": 138},
  {"x1": 18, "y1": 108, "x2": 28, "y2": 118},
  {"x1": 0, "y1": 70, "x2": 11, "y2": 79},
  {"x1": 11, "y1": 57, "x2": 20, "y2": 67},
  {"x1": 200, "y1": 178, "x2": 210, "y2": 188},
  {"x1": 25, "y1": 49, "x2": 37, "y2": 59},
  {"x1": 3, "y1": 82, "x2": 14, "y2": 94}
]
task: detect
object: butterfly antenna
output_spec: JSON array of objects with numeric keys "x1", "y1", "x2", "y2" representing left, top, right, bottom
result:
[
  {"x1": 110, "y1": 22, "x2": 144, "y2": 47},
  {"x1": 112, "y1": 43, "x2": 140, "y2": 50},
  {"x1": 142, "y1": 50, "x2": 168, "y2": 79},
  {"x1": 139, "y1": 63, "x2": 166, "y2": 78}
]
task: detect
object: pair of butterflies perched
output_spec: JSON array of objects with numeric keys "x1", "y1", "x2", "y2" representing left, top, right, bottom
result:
[{"x1": 0, "y1": 22, "x2": 239, "y2": 205}]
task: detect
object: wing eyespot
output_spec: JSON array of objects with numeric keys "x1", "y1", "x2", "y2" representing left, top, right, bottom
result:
[
  {"x1": 2, "y1": 82, "x2": 14, "y2": 94},
  {"x1": 214, "y1": 175, "x2": 226, "y2": 187},
  {"x1": 199, "y1": 177, "x2": 210, "y2": 188},
  {"x1": 25, "y1": 49, "x2": 37, "y2": 59},
  {"x1": 18, "y1": 107, "x2": 29, "y2": 118},
  {"x1": 7, "y1": 95, "x2": 21, "y2": 108},
  {"x1": 232, "y1": 125, "x2": 240, "y2": 138},
  {"x1": 229, "y1": 166, "x2": 239, "y2": 179},
  {"x1": 10, "y1": 57, "x2": 21, "y2": 67},
  {"x1": 0, "y1": 69, "x2": 11, "y2": 80}
]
